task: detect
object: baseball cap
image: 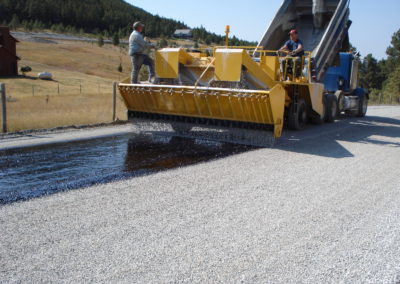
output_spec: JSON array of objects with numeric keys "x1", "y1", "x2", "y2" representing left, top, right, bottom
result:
[
  {"x1": 289, "y1": 29, "x2": 297, "y2": 35},
  {"x1": 133, "y1": 22, "x2": 144, "y2": 29}
]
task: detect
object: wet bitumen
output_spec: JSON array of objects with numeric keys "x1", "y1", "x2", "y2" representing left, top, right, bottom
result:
[{"x1": 0, "y1": 133, "x2": 253, "y2": 204}]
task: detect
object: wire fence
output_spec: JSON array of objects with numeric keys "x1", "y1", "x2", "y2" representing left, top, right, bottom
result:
[
  {"x1": 4, "y1": 81, "x2": 115, "y2": 98},
  {"x1": 1, "y1": 82, "x2": 127, "y2": 133},
  {"x1": 369, "y1": 91, "x2": 400, "y2": 105}
]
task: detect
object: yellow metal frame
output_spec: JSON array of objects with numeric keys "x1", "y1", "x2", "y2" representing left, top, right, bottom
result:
[
  {"x1": 119, "y1": 83, "x2": 286, "y2": 137},
  {"x1": 155, "y1": 48, "x2": 193, "y2": 78},
  {"x1": 214, "y1": 48, "x2": 277, "y2": 89},
  {"x1": 121, "y1": 46, "x2": 325, "y2": 138}
]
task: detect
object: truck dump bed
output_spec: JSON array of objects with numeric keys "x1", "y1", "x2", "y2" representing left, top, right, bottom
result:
[{"x1": 257, "y1": 0, "x2": 350, "y2": 81}]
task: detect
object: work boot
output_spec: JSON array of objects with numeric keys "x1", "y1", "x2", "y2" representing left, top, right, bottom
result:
[{"x1": 149, "y1": 76, "x2": 159, "y2": 84}]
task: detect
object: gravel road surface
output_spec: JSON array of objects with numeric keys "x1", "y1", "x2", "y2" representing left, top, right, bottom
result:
[
  {"x1": 1, "y1": 106, "x2": 400, "y2": 283},
  {"x1": 0, "y1": 124, "x2": 134, "y2": 151}
]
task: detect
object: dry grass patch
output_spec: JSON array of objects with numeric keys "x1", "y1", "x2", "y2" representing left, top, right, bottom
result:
[
  {"x1": 5, "y1": 94, "x2": 127, "y2": 132},
  {"x1": 16, "y1": 40, "x2": 132, "y2": 80},
  {"x1": 0, "y1": 39, "x2": 161, "y2": 132},
  {"x1": 1, "y1": 40, "x2": 134, "y2": 98}
]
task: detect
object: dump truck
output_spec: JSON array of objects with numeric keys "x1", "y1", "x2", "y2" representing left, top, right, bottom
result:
[{"x1": 119, "y1": 0, "x2": 368, "y2": 144}]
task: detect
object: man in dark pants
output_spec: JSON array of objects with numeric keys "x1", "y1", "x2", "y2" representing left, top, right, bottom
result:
[
  {"x1": 129, "y1": 21, "x2": 156, "y2": 84},
  {"x1": 278, "y1": 29, "x2": 305, "y2": 79}
]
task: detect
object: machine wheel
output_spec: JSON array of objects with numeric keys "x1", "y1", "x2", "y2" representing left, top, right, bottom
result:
[
  {"x1": 357, "y1": 93, "x2": 368, "y2": 117},
  {"x1": 324, "y1": 94, "x2": 338, "y2": 123},
  {"x1": 288, "y1": 99, "x2": 308, "y2": 130}
]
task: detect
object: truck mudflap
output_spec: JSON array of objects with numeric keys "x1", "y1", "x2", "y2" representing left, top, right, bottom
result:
[{"x1": 118, "y1": 83, "x2": 286, "y2": 138}]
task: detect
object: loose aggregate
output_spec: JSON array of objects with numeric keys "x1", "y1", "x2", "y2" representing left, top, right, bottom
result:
[{"x1": 1, "y1": 106, "x2": 399, "y2": 283}]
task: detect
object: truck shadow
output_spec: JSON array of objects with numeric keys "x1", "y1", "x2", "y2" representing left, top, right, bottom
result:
[{"x1": 276, "y1": 115, "x2": 400, "y2": 158}]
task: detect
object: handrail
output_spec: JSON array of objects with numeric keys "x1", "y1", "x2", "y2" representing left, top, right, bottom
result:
[
  {"x1": 211, "y1": 46, "x2": 313, "y2": 84},
  {"x1": 212, "y1": 46, "x2": 312, "y2": 58}
]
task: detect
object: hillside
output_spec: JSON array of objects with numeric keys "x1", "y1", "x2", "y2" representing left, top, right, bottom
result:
[
  {"x1": 0, "y1": 0, "x2": 256, "y2": 45},
  {"x1": 1, "y1": 38, "x2": 130, "y2": 131},
  {"x1": 1, "y1": 0, "x2": 186, "y2": 37}
]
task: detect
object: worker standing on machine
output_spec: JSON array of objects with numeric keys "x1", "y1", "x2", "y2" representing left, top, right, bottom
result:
[
  {"x1": 278, "y1": 29, "x2": 304, "y2": 80},
  {"x1": 129, "y1": 21, "x2": 157, "y2": 84}
]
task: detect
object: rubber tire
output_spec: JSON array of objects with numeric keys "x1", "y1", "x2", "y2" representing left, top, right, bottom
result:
[
  {"x1": 325, "y1": 94, "x2": 338, "y2": 123},
  {"x1": 288, "y1": 99, "x2": 308, "y2": 130},
  {"x1": 357, "y1": 94, "x2": 368, "y2": 117}
]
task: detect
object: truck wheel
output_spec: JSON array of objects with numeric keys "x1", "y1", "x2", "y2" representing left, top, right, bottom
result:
[
  {"x1": 357, "y1": 94, "x2": 368, "y2": 117},
  {"x1": 288, "y1": 99, "x2": 308, "y2": 130},
  {"x1": 325, "y1": 94, "x2": 338, "y2": 123}
]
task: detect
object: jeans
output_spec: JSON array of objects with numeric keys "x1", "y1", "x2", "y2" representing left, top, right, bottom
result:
[
  {"x1": 280, "y1": 57, "x2": 302, "y2": 79},
  {"x1": 131, "y1": 54, "x2": 155, "y2": 84}
]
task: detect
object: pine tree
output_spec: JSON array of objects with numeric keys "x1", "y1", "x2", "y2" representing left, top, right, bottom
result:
[
  {"x1": 98, "y1": 35, "x2": 104, "y2": 47},
  {"x1": 113, "y1": 33, "x2": 120, "y2": 46},
  {"x1": 386, "y1": 29, "x2": 400, "y2": 74},
  {"x1": 9, "y1": 14, "x2": 20, "y2": 29},
  {"x1": 359, "y1": 54, "x2": 384, "y2": 90}
]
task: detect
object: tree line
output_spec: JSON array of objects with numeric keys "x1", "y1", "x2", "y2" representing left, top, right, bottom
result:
[
  {"x1": 357, "y1": 28, "x2": 400, "y2": 104},
  {"x1": 0, "y1": 0, "x2": 255, "y2": 46}
]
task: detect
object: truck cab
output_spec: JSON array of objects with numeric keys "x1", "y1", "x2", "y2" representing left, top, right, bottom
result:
[{"x1": 324, "y1": 52, "x2": 368, "y2": 117}]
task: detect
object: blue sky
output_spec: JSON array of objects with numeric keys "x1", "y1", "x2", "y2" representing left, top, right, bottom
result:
[{"x1": 127, "y1": 0, "x2": 400, "y2": 60}]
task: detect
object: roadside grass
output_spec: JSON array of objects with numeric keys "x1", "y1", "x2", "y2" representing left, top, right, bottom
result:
[
  {"x1": 0, "y1": 40, "x2": 133, "y2": 132},
  {"x1": 1, "y1": 41, "x2": 132, "y2": 98},
  {"x1": 17, "y1": 40, "x2": 132, "y2": 80},
  {"x1": 1, "y1": 65, "x2": 116, "y2": 98},
  {"x1": 4, "y1": 93, "x2": 127, "y2": 132}
]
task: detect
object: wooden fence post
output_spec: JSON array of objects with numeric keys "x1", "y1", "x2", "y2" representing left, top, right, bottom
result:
[
  {"x1": 1, "y1": 83, "x2": 7, "y2": 133},
  {"x1": 112, "y1": 82, "x2": 117, "y2": 121}
]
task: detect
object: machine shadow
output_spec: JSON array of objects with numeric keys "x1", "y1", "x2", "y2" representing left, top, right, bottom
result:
[
  {"x1": 275, "y1": 115, "x2": 400, "y2": 158},
  {"x1": 124, "y1": 135, "x2": 256, "y2": 174}
]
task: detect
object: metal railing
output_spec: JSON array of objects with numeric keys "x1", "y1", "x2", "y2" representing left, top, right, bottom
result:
[
  {"x1": 211, "y1": 46, "x2": 313, "y2": 84},
  {"x1": 277, "y1": 51, "x2": 312, "y2": 83}
]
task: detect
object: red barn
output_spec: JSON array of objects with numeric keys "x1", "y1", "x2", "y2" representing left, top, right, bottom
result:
[{"x1": 0, "y1": 26, "x2": 20, "y2": 76}]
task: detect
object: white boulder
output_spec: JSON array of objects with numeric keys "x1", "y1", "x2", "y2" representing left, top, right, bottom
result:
[{"x1": 38, "y1": 72, "x2": 53, "y2": 80}]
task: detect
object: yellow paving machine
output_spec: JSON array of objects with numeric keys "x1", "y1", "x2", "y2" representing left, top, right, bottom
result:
[{"x1": 119, "y1": 0, "x2": 368, "y2": 145}]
